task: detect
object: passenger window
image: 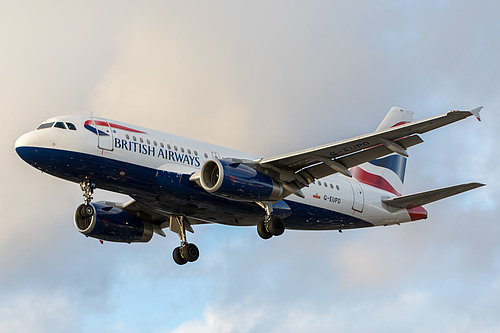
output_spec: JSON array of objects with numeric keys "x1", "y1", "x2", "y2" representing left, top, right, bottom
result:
[
  {"x1": 204, "y1": 153, "x2": 208, "y2": 158},
  {"x1": 318, "y1": 181, "x2": 322, "y2": 186},
  {"x1": 36, "y1": 122, "x2": 54, "y2": 130},
  {"x1": 336, "y1": 185, "x2": 340, "y2": 190},
  {"x1": 133, "y1": 136, "x2": 137, "y2": 141},
  {"x1": 330, "y1": 184, "x2": 334, "y2": 189},
  {"x1": 54, "y1": 122, "x2": 67, "y2": 129},
  {"x1": 324, "y1": 182, "x2": 328, "y2": 187},
  {"x1": 153, "y1": 141, "x2": 157, "y2": 146},
  {"x1": 174, "y1": 146, "x2": 178, "y2": 151},
  {"x1": 181, "y1": 147, "x2": 185, "y2": 153},
  {"x1": 140, "y1": 138, "x2": 144, "y2": 143},
  {"x1": 160, "y1": 142, "x2": 165, "y2": 148},
  {"x1": 187, "y1": 149, "x2": 191, "y2": 154},
  {"x1": 194, "y1": 151, "x2": 198, "y2": 156},
  {"x1": 167, "y1": 144, "x2": 171, "y2": 150},
  {"x1": 147, "y1": 139, "x2": 150, "y2": 145},
  {"x1": 126, "y1": 134, "x2": 130, "y2": 140},
  {"x1": 66, "y1": 123, "x2": 77, "y2": 130}
]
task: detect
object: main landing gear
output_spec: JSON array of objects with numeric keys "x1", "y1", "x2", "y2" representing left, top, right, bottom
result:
[
  {"x1": 169, "y1": 215, "x2": 199, "y2": 265},
  {"x1": 79, "y1": 179, "x2": 96, "y2": 218},
  {"x1": 256, "y1": 201, "x2": 285, "y2": 240}
]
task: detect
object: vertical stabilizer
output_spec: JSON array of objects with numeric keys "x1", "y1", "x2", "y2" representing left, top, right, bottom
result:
[{"x1": 351, "y1": 107, "x2": 414, "y2": 196}]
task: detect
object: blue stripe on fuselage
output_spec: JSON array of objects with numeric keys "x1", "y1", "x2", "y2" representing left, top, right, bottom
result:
[{"x1": 15, "y1": 146, "x2": 371, "y2": 230}]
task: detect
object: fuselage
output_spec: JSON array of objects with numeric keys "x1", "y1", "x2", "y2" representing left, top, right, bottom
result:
[{"x1": 15, "y1": 115, "x2": 425, "y2": 231}]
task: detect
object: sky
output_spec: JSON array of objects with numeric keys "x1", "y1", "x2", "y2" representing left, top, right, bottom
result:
[{"x1": 1, "y1": 1, "x2": 499, "y2": 332}]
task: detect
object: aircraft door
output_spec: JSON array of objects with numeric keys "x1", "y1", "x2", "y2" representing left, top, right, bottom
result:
[
  {"x1": 349, "y1": 181, "x2": 365, "y2": 212},
  {"x1": 93, "y1": 118, "x2": 114, "y2": 151}
]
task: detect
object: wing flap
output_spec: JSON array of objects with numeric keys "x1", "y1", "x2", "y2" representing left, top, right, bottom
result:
[
  {"x1": 296, "y1": 135, "x2": 423, "y2": 184},
  {"x1": 382, "y1": 182, "x2": 485, "y2": 209}
]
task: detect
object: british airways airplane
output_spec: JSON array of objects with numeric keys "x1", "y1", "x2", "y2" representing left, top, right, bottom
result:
[{"x1": 15, "y1": 107, "x2": 484, "y2": 265}]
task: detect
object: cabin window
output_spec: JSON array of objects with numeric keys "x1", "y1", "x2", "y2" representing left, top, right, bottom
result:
[
  {"x1": 133, "y1": 136, "x2": 137, "y2": 141},
  {"x1": 174, "y1": 146, "x2": 178, "y2": 151},
  {"x1": 153, "y1": 141, "x2": 157, "y2": 146},
  {"x1": 146, "y1": 139, "x2": 150, "y2": 145},
  {"x1": 187, "y1": 149, "x2": 191, "y2": 154},
  {"x1": 330, "y1": 184, "x2": 334, "y2": 189},
  {"x1": 66, "y1": 123, "x2": 77, "y2": 130},
  {"x1": 180, "y1": 147, "x2": 185, "y2": 153},
  {"x1": 140, "y1": 137, "x2": 144, "y2": 143},
  {"x1": 126, "y1": 134, "x2": 130, "y2": 140},
  {"x1": 167, "y1": 144, "x2": 171, "y2": 150},
  {"x1": 37, "y1": 122, "x2": 54, "y2": 130},
  {"x1": 336, "y1": 185, "x2": 340, "y2": 190},
  {"x1": 204, "y1": 153, "x2": 208, "y2": 158},
  {"x1": 324, "y1": 182, "x2": 328, "y2": 187},
  {"x1": 160, "y1": 142, "x2": 165, "y2": 148},
  {"x1": 194, "y1": 151, "x2": 198, "y2": 156},
  {"x1": 318, "y1": 181, "x2": 322, "y2": 186}
]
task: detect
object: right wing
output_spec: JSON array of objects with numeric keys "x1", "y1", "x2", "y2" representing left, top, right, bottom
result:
[{"x1": 258, "y1": 107, "x2": 482, "y2": 196}]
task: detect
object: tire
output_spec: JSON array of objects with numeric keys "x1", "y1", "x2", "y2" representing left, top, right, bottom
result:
[
  {"x1": 268, "y1": 217, "x2": 285, "y2": 236},
  {"x1": 182, "y1": 243, "x2": 200, "y2": 262},
  {"x1": 173, "y1": 246, "x2": 187, "y2": 265},
  {"x1": 257, "y1": 220, "x2": 272, "y2": 239},
  {"x1": 80, "y1": 204, "x2": 94, "y2": 218}
]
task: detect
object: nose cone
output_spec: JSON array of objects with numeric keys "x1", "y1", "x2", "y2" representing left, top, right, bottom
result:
[{"x1": 15, "y1": 131, "x2": 40, "y2": 162}]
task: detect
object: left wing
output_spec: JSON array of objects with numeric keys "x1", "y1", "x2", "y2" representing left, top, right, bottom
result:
[{"x1": 258, "y1": 107, "x2": 482, "y2": 193}]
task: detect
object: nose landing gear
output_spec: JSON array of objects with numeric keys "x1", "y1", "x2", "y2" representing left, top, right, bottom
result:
[{"x1": 79, "y1": 180, "x2": 96, "y2": 218}]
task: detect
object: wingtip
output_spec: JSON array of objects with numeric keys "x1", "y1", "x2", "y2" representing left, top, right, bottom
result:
[{"x1": 470, "y1": 106, "x2": 483, "y2": 121}]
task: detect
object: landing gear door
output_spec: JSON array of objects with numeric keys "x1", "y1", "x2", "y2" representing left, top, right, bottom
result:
[
  {"x1": 349, "y1": 181, "x2": 365, "y2": 213},
  {"x1": 92, "y1": 118, "x2": 114, "y2": 151}
]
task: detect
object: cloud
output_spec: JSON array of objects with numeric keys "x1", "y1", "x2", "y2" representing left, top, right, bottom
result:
[{"x1": 1, "y1": 1, "x2": 499, "y2": 332}]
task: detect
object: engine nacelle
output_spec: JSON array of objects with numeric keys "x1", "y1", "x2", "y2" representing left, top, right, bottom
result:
[
  {"x1": 199, "y1": 159, "x2": 283, "y2": 202},
  {"x1": 74, "y1": 203, "x2": 153, "y2": 243}
]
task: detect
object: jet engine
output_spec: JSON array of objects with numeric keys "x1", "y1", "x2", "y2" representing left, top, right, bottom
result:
[
  {"x1": 199, "y1": 159, "x2": 283, "y2": 202},
  {"x1": 74, "y1": 203, "x2": 153, "y2": 243}
]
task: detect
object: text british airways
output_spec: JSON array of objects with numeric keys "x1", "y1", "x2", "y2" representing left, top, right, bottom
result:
[{"x1": 114, "y1": 138, "x2": 201, "y2": 167}]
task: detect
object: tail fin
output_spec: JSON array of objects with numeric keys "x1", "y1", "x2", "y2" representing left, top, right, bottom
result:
[{"x1": 350, "y1": 107, "x2": 413, "y2": 196}]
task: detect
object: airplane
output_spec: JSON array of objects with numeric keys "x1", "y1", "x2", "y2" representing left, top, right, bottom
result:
[{"x1": 15, "y1": 106, "x2": 485, "y2": 265}]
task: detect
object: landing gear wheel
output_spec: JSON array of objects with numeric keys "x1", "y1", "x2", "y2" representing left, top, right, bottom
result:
[
  {"x1": 268, "y1": 217, "x2": 285, "y2": 236},
  {"x1": 257, "y1": 220, "x2": 272, "y2": 239},
  {"x1": 173, "y1": 246, "x2": 187, "y2": 265},
  {"x1": 80, "y1": 204, "x2": 94, "y2": 218},
  {"x1": 182, "y1": 243, "x2": 200, "y2": 262}
]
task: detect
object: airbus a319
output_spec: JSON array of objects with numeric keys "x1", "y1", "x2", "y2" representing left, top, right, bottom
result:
[{"x1": 15, "y1": 106, "x2": 484, "y2": 265}]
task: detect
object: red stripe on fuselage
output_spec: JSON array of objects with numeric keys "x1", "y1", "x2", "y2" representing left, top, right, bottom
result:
[
  {"x1": 350, "y1": 166, "x2": 401, "y2": 196},
  {"x1": 84, "y1": 120, "x2": 146, "y2": 134},
  {"x1": 407, "y1": 206, "x2": 427, "y2": 221}
]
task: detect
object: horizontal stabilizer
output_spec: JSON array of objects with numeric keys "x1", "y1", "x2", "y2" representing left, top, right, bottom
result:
[{"x1": 383, "y1": 182, "x2": 485, "y2": 209}]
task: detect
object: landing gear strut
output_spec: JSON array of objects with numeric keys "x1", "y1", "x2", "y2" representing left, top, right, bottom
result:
[
  {"x1": 79, "y1": 179, "x2": 96, "y2": 218},
  {"x1": 170, "y1": 215, "x2": 199, "y2": 265},
  {"x1": 256, "y1": 201, "x2": 285, "y2": 240}
]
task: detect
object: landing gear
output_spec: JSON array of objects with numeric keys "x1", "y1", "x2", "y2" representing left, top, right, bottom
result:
[
  {"x1": 256, "y1": 201, "x2": 286, "y2": 240},
  {"x1": 170, "y1": 215, "x2": 199, "y2": 265},
  {"x1": 79, "y1": 179, "x2": 96, "y2": 217}
]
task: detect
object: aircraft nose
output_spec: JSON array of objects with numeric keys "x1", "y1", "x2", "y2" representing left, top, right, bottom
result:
[
  {"x1": 15, "y1": 131, "x2": 40, "y2": 162},
  {"x1": 15, "y1": 131, "x2": 40, "y2": 149}
]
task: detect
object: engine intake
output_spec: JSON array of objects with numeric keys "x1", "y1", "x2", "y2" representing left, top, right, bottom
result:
[
  {"x1": 74, "y1": 203, "x2": 153, "y2": 243},
  {"x1": 199, "y1": 159, "x2": 283, "y2": 202}
]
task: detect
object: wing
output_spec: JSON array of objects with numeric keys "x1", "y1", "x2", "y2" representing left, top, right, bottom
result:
[{"x1": 258, "y1": 108, "x2": 482, "y2": 194}]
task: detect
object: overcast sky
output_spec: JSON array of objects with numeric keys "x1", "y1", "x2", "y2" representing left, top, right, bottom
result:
[{"x1": 1, "y1": 1, "x2": 499, "y2": 332}]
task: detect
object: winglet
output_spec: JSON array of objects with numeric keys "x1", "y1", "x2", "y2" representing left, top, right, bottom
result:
[{"x1": 470, "y1": 106, "x2": 483, "y2": 121}]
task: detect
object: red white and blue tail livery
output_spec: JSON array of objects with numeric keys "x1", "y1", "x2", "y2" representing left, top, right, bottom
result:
[{"x1": 15, "y1": 107, "x2": 485, "y2": 265}]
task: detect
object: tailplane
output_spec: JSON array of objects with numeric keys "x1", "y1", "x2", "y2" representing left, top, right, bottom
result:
[{"x1": 350, "y1": 107, "x2": 413, "y2": 196}]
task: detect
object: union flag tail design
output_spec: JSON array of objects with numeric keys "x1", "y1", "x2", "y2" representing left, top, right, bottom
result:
[{"x1": 350, "y1": 107, "x2": 413, "y2": 196}]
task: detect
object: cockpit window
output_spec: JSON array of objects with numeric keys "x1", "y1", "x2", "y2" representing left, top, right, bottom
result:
[
  {"x1": 36, "y1": 122, "x2": 55, "y2": 130},
  {"x1": 54, "y1": 122, "x2": 67, "y2": 129},
  {"x1": 66, "y1": 122, "x2": 77, "y2": 130}
]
